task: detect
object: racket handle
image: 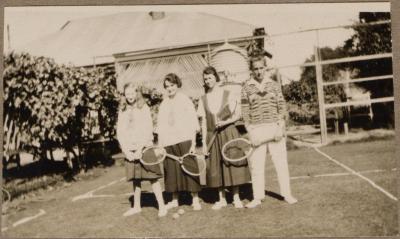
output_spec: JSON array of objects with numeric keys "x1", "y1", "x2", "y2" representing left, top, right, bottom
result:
[
  {"x1": 166, "y1": 153, "x2": 181, "y2": 161},
  {"x1": 206, "y1": 131, "x2": 218, "y2": 152},
  {"x1": 257, "y1": 138, "x2": 274, "y2": 146}
]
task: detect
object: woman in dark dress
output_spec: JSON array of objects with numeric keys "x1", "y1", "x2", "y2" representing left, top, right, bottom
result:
[
  {"x1": 157, "y1": 73, "x2": 202, "y2": 211},
  {"x1": 197, "y1": 66, "x2": 251, "y2": 210}
]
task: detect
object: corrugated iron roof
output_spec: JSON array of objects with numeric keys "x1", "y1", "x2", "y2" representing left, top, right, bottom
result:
[
  {"x1": 18, "y1": 12, "x2": 255, "y2": 67},
  {"x1": 117, "y1": 53, "x2": 207, "y2": 98}
]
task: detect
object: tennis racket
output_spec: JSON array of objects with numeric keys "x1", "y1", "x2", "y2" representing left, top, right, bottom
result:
[
  {"x1": 205, "y1": 130, "x2": 218, "y2": 155},
  {"x1": 139, "y1": 146, "x2": 206, "y2": 176},
  {"x1": 221, "y1": 129, "x2": 283, "y2": 163},
  {"x1": 131, "y1": 146, "x2": 166, "y2": 166},
  {"x1": 203, "y1": 99, "x2": 238, "y2": 156},
  {"x1": 165, "y1": 150, "x2": 207, "y2": 177}
]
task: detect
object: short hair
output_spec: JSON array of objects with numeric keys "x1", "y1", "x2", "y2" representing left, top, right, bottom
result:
[
  {"x1": 249, "y1": 55, "x2": 267, "y2": 70},
  {"x1": 202, "y1": 66, "x2": 221, "y2": 93},
  {"x1": 203, "y1": 66, "x2": 221, "y2": 83},
  {"x1": 163, "y1": 73, "x2": 182, "y2": 88}
]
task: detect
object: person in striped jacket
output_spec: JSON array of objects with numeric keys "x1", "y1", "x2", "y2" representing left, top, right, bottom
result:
[{"x1": 241, "y1": 54, "x2": 297, "y2": 208}]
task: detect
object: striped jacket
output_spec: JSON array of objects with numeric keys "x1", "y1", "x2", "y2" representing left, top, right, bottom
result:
[{"x1": 241, "y1": 78, "x2": 287, "y2": 126}]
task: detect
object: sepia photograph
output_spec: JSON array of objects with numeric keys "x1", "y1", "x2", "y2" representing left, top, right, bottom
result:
[{"x1": 1, "y1": 1, "x2": 397, "y2": 237}]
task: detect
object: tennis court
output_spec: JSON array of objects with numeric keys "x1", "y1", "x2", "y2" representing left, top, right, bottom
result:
[{"x1": 2, "y1": 138, "x2": 397, "y2": 237}]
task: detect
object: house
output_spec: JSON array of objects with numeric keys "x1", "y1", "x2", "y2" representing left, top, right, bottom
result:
[
  {"x1": 19, "y1": 11, "x2": 267, "y2": 97},
  {"x1": 111, "y1": 12, "x2": 262, "y2": 97}
]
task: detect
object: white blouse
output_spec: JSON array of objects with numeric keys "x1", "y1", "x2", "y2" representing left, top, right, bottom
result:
[
  {"x1": 156, "y1": 92, "x2": 200, "y2": 147},
  {"x1": 116, "y1": 104, "x2": 153, "y2": 155}
]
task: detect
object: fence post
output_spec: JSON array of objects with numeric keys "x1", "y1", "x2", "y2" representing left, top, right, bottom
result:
[
  {"x1": 344, "y1": 122, "x2": 349, "y2": 136},
  {"x1": 315, "y1": 46, "x2": 328, "y2": 144},
  {"x1": 277, "y1": 69, "x2": 283, "y2": 85},
  {"x1": 343, "y1": 71, "x2": 351, "y2": 136},
  {"x1": 334, "y1": 111, "x2": 339, "y2": 135}
]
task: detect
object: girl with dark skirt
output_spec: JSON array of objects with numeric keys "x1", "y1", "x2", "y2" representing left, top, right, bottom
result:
[
  {"x1": 157, "y1": 73, "x2": 202, "y2": 211},
  {"x1": 117, "y1": 83, "x2": 167, "y2": 217},
  {"x1": 197, "y1": 66, "x2": 251, "y2": 210}
]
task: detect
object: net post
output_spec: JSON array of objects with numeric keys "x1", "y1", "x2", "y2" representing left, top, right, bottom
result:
[
  {"x1": 315, "y1": 46, "x2": 328, "y2": 145},
  {"x1": 344, "y1": 122, "x2": 349, "y2": 136}
]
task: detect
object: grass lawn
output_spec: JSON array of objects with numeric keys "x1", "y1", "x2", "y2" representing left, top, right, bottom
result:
[{"x1": 2, "y1": 138, "x2": 398, "y2": 237}]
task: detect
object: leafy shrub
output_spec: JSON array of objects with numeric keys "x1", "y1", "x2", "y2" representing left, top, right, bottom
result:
[{"x1": 3, "y1": 52, "x2": 118, "y2": 168}]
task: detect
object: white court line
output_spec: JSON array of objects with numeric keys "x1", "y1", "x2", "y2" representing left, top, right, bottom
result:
[
  {"x1": 90, "y1": 192, "x2": 133, "y2": 197},
  {"x1": 290, "y1": 168, "x2": 397, "y2": 180},
  {"x1": 2, "y1": 209, "x2": 47, "y2": 232},
  {"x1": 71, "y1": 177, "x2": 125, "y2": 202},
  {"x1": 2, "y1": 176, "x2": 128, "y2": 231},
  {"x1": 12, "y1": 209, "x2": 46, "y2": 228},
  {"x1": 72, "y1": 168, "x2": 397, "y2": 200},
  {"x1": 312, "y1": 146, "x2": 398, "y2": 201},
  {"x1": 72, "y1": 193, "x2": 134, "y2": 200}
]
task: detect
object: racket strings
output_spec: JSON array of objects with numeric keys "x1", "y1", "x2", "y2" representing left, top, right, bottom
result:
[
  {"x1": 141, "y1": 147, "x2": 166, "y2": 165},
  {"x1": 181, "y1": 154, "x2": 206, "y2": 176},
  {"x1": 223, "y1": 141, "x2": 251, "y2": 160}
]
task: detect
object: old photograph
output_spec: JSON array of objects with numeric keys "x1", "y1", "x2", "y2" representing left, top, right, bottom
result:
[{"x1": 2, "y1": 2, "x2": 397, "y2": 237}]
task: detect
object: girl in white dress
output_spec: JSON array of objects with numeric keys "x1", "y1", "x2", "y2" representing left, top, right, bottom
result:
[{"x1": 117, "y1": 83, "x2": 167, "y2": 217}]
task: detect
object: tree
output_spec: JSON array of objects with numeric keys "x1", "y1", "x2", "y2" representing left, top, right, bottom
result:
[
  {"x1": 343, "y1": 12, "x2": 393, "y2": 128},
  {"x1": 3, "y1": 52, "x2": 120, "y2": 170},
  {"x1": 283, "y1": 47, "x2": 348, "y2": 125}
]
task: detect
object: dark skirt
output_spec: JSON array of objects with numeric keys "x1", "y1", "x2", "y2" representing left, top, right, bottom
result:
[
  {"x1": 163, "y1": 140, "x2": 201, "y2": 193},
  {"x1": 125, "y1": 159, "x2": 162, "y2": 181},
  {"x1": 206, "y1": 124, "x2": 251, "y2": 188}
]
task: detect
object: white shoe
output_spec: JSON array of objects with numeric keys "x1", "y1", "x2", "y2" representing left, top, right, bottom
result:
[
  {"x1": 192, "y1": 202, "x2": 202, "y2": 211},
  {"x1": 165, "y1": 201, "x2": 178, "y2": 210},
  {"x1": 211, "y1": 200, "x2": 228, "y2": 210},
  {"x1": 245, "y1": 200, "x2": 261, "y2": 208},
  {"x1": 123, "y1": 207, "x2": 141, "y2": 217},
  {"x1": 158, "y1": 207, "x2": 168, "y2": 217},
  {"x1": 233, "y1": 200, "x2": 244, "y2": 209},
  {"x1": 284, "y1": 196, "x2": 298, "y2": 204}
]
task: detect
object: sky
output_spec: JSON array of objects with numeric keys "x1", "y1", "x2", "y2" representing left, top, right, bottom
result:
[{"x1": 4, "y1": 3, "x2": 390, "y2": 82}]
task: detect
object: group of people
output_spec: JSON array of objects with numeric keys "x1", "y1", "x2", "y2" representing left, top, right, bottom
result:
[{"x1": 116, "y1": 55, "x2": 297, "y2": 218}]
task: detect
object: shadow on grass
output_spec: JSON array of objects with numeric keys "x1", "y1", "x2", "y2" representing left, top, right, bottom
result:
[
  {"x1": 4, "y1": 140, "x2": 121, "y2": 181},
  {"x1": 3, "y1": 155, "x2": 116, "y2": 183},
  {"x1": 238, "y1": 183, "x2": 285, "y2": 202},
  {"x1": 265, "y1": 191, "x2": 285, "y2": 201},
  {"x1": 3, "y1": 160, "x2": 72, "y2": 183},
  {"x1": 129, "y1": 191, "x2": 206, "y2": 209},
  {"x1": 198, "y1": 183, "x2": 257, "y2": 204},
  {"x1": 329, "y1": 134, "x2": 395, "y2": 146},
  {"x1": 125, "y1": 183, "x2": 285, "y2": 210},
  {"x1": 3, "y1": 141, "x2": 120, "y2": 200}
]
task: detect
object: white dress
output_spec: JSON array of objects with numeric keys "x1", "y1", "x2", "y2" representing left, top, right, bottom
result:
[
  {"x1": 117, "y1": 104, "x2": 161, "y2": 180},
  {"x1": 156, "y1": 92, "x2": 201, "y2": 192}
]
